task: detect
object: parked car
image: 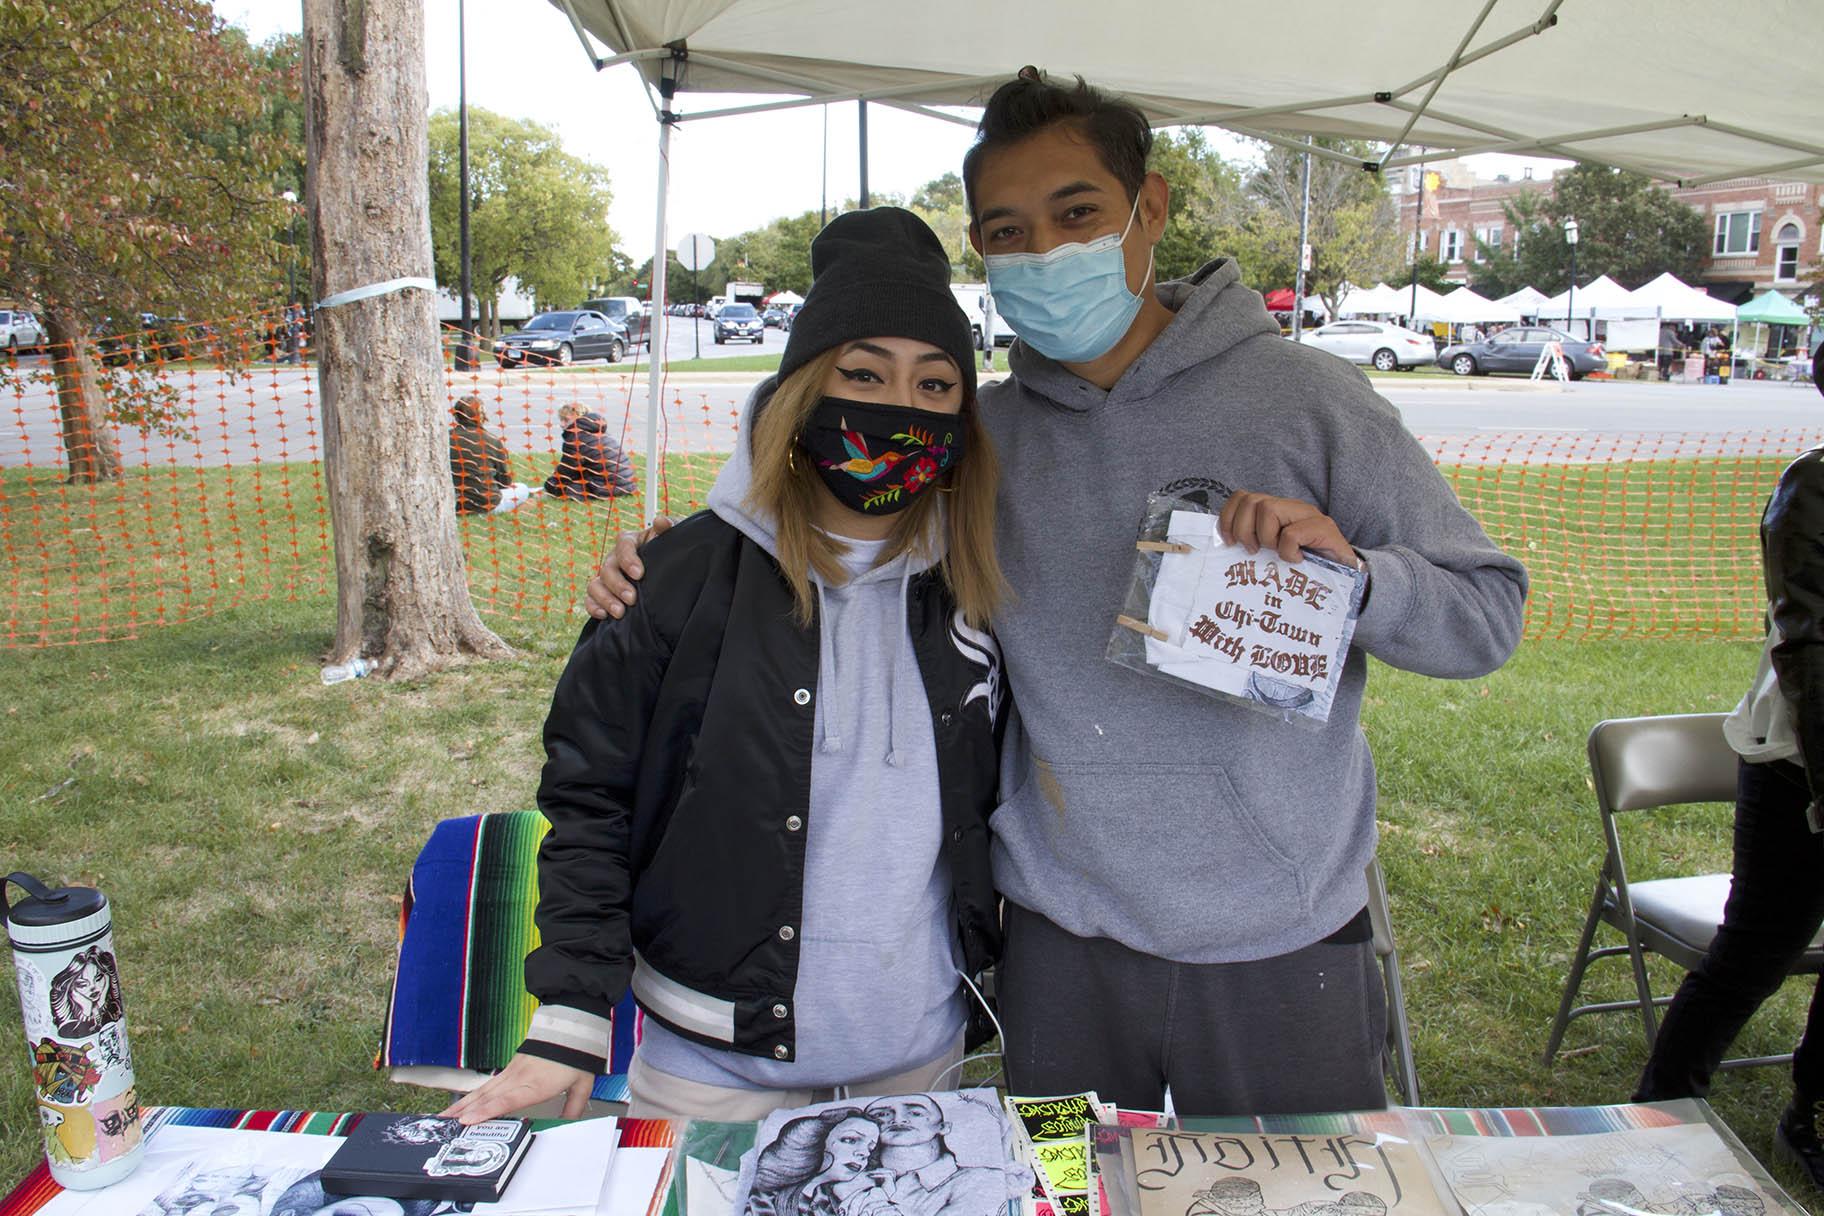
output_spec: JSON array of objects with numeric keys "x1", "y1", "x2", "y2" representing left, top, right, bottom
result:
[
  {"x1": 0, "y1": 308, "x2": 47, "y2": 353},
  {"x1": 1294, "y1": 320, "x2": 1435, "y2": 371},
  {"x1": 1437, "y1": 325, "x2": 1606, "y2": 379},
  {"x1": 579, "y1": 296, "x2": 650, "y2": 350},
  {"x1": 495, "y1": 310, "x2": 628, "y2": 368},
  {"x1": 713, "y1": 303, "x2": 765, "y2": 345},
  {"x1": 761, "y1": 307, "x2": 787, "y2": 329},
  {"x1": 972, "y1": 323, "x2": 1016, "y2": 351}
]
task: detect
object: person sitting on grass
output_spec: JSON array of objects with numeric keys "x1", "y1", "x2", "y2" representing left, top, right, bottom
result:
[
  {"x1": 449, "y1": 394, "x2": 535, "y2": 515},
  {"x1": 543, "y1": 402, "x2": 636, "y2": 500}
]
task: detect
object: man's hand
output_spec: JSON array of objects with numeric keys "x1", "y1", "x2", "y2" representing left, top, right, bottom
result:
[
  {"x1": 584, "y1": 516, "x2": 675, "y2": 619},
  {"x1": 1218, "y1": 491, "x2": 1358, "y2": 568},
  {"x1": 440, "y1": 1052, "x2": 594, "y2": 1124}
]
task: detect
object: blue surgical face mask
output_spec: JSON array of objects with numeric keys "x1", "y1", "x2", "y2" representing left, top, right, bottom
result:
[{"x1": 983, "y1": 193, "x2": 1155, "y2": 364}]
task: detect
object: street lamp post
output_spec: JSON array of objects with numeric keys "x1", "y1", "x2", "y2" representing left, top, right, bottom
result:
[
  {"x1": 281, "y1": 190, "x2": 301, "y2": 364},
  {"x1": 1563, "y1": 217, "x2": 1580, "y2": 341},
  {"x1": 456, "y1": 0, "x2": 476, "y2": 371}
]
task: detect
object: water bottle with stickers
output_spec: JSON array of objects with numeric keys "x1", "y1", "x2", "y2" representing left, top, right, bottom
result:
[{"x1": 5, "y1": 873, "x2": 145, "y2": 1189}]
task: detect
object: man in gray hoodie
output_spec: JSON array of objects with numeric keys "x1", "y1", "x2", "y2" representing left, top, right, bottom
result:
[{"x1": 590, "y1": 72, "x2": 1526, "y2": 1115}]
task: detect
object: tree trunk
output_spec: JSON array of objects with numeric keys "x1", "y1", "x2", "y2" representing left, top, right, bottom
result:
[
  {"x1": 41, "y1": 307, "x2": 123, "y2": 484},
  {"x1": 302, "y1": 0, "x2": 511, "y2": 679}
]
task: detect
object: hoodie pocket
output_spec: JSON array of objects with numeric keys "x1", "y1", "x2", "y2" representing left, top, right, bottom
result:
[{"x1": 1007, "y1": 759, "x2": 1311, "y2": 919}]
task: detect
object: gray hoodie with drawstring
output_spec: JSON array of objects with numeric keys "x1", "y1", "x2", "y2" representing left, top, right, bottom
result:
[
  {"x1": 634, "y1": 385, "x2": 967, "y2": 1090},
  {"x1": 981, "y1": 258, "x2": 1528, "y2": 965}
]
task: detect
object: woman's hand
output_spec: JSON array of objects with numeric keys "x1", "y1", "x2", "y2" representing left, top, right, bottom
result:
[{"x1": 440, "y1": 1052, "x2": 595, "y2": 1123}]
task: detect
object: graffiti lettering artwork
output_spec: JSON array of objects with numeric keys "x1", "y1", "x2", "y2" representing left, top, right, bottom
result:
[
  {"x1": 1138, "y1": 511, "x2": 1362, "y2": 724},
  {"x1": 1123, "y1": 1129, "x2": 1454, "y2": 1216}
]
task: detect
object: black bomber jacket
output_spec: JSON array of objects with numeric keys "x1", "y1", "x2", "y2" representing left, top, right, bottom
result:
[
  {"x1": 519, "y1": 510, "x2": 1004, "y2": 1069},
  {"x1": 1764, "y1": 447, "x2": 1824, "y2": 810}
]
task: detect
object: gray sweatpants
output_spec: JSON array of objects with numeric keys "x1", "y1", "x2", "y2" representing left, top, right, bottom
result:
[{"x1": 997, "y1": 902, "x2": 1389, "y2": 1116}]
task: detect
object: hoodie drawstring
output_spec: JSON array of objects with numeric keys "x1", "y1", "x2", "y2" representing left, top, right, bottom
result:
[
  {"x1": 884, "y1": 562, "x2": 913, "y2": 769},
  {"x1": 814, "y1": 560, "x2": 914, "y2": 767},
  {"x1": 813, "y1": 576, "x2": 842, "y2": 755}
]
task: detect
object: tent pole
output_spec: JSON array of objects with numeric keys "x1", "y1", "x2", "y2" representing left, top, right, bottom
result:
[
  {"x1": 644, "y1": 58, "x2": 678, "y2": 525},
  {"x1": 859, "y1": 99, "x2": 870, "y2": 207}
]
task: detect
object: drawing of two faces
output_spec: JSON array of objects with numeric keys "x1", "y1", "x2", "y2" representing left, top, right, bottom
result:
[{"x1": 748, "y1": 1096, "x2": 951, "y2": 1216}]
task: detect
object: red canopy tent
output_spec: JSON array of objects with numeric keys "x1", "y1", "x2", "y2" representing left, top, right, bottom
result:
[{"x1": 1263, "y1": 289, "x2": 1297, "y2": 311}]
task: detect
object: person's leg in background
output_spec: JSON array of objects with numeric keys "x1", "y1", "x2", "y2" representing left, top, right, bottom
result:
[
  {"x1": 491, "y1": 484, "x2": 538, "y2": 513},
  {"x1": 1635, "y1": 759, "x2": 1824, "y2": 1104}
]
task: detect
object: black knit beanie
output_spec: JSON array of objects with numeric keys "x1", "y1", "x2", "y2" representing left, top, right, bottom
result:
[{"x1": 778, "y1": 207, "x2": 976, "y2": 397}]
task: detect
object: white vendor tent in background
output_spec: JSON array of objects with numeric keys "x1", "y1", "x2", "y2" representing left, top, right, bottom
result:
[
  {"x1": 764, "y1": 289, "x2": 805, "y2": 306},
  {"x1": 1538, "y1": 275, "x2": 1638, "y2": 338},
  {"x1": 1496, "y1": 286, "x2": 1552, "y2": 317},
  {"x1": 1621, "y1": 273, "x2": 1737, "y2": 323},
  {"x1": 544, "y1": 0, "x2": 1824, "y2": 517},
  {"x1": 1420, "y1": 287, "x2": 1522, "y2": 325},
  {"x1": 1336, "y1": 283, "x2": 1404, "y2": 317}
]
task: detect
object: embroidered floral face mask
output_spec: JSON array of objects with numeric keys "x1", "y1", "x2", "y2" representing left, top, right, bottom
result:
[{"x1": 797, "y1": 397, "x2": 966, "y2": 515}]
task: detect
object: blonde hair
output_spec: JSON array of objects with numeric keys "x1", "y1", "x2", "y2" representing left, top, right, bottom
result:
[{"x1": 746, "y1": 347, "x2": 1004, "y2": 629}]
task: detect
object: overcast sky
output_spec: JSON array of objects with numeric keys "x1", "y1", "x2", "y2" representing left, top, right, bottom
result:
[{"x1": 221, "y1": 0, "x2": 1564, "y2": 271}]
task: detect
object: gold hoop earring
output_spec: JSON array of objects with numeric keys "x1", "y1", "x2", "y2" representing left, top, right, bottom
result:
[{"x1": 788, "y1": 447, "x2": 798, "y2": 474}]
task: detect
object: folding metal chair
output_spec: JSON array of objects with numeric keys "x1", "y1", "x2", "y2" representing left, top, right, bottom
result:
[
  {"x1": 1366, "y1": 858, "x2": 1421, "y2": 1105},
  {"x1": 1542, "y1": 712, "x2": 1824, "y2": 1069}
]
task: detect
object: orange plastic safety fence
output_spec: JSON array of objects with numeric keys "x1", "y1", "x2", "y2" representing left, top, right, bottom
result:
[{"x1": 0, "y1": 311, "x2": 1813, "y2": 649}]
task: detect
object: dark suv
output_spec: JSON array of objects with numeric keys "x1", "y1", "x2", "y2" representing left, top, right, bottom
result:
[
  {"x1": 713, "y1": 304, "x2": 765, "y2": 345},
  {"x1": 579, "y1": 297, "x2": 650, "y2": 351}
]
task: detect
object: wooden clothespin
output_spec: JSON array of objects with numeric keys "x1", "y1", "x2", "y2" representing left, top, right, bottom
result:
[
  {"x1": 1115, "y1": 614, "x2": 1169, "y2": 641},
  {"x1": 1135, "y1": 540, "x2": 1192, "y2": 554}
]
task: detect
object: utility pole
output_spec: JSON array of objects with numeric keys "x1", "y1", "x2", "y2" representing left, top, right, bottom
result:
[
  {"x1": 1409, "y1": 164, "x2": 1425, "y2": 323},
  {"x1": 858, "y1": 99, "x2": 870, "y2": 208},
  {"x1": 456, "y1": 0, "x2": 474, "y2": 370},
  {"x1": 1292, "y1": 151, "x2": 1312, "y2": 344}
]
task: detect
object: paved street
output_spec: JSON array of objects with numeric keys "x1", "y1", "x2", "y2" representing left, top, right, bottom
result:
[{"x1": 3, "y1": 357, "x2": 1819, "y2": 470}]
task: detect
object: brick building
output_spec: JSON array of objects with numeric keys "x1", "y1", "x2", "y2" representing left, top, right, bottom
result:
[{"x1": 1389, "y1": 160, "x2": 1821, "y2": 302}]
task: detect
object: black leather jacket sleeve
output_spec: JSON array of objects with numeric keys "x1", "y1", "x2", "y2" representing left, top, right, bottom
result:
[
  {"x1": 1765, "y1": 451, "x2": 1824, "y2": 809},
  {"x1": 524, "y1": 603, "x2": 675, "y2": 1018}
]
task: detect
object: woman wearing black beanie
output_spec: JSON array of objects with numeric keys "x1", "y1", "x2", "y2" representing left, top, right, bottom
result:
[{"x1": 447, "y1": 209, "x2": 1014, "y2": 1126}]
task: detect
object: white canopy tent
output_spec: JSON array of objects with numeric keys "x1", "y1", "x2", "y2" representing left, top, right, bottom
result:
[
  {"x1": 1496, "y1": 286, "x2": 1552, "y2": 316},
  {"x1": 1621, "y1": 272, "x2": 1737, "y2": 323},
  {"x1": 544, "y1": 0, "x2": 1824, "y2": 516},
  {"x1": 1418, "y1": 287, "x2": 1523, "y2": 325},
  {"x1": 1539, "y1": 274, "x2": 1637, "y2": 320},
  {"x1": 1396, "y1": 283, "x2": 1450, "y2": 322},
  {"x1": 764, "y1": 289, "x2": 805, "y2": 306},
  {"x1": 1336, "y1": 283, "x2": 1404, "y2": 317}
]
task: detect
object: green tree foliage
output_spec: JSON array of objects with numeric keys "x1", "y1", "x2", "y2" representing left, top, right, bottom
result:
[
  {"x1": 1407, "y1": 254, "x2": 1457, "y2": 293},
  {"x1": 0, "y1": 0, "x2": 291, "y2": 480},
  {"x1": 219, "y1": 30, "x2": 309, "y2": 301},
  {"x1": 426, "y1": 108, "x2": 623, "y2": 337},
  {"x1": 1471, "y1": 167, "x2": 1706, "y2": 295},
  {"x1": 1466, "y1": 190, "x2": 1563, "y2": 297},
  {"x1": 1148, "y1": 130, "x2": 1257, "y2": 284},
  {"x1": 1547, "y1": 164, "x2": 1707, "y2": 289},
  {"x1": 0, "y1": 0, "x2": 290, "y2": 321},
  {"x1": 1246, "y1": 141, "x2": 1404, "y2": 318}
]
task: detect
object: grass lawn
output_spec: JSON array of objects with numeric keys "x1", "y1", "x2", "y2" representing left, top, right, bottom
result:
[
  {"x1": 0, "y1": 451, "x2": 1815, "y2": 1197},
  {"x1": 1, "y1": 618, "x2": 1814, "y2": 1196}
]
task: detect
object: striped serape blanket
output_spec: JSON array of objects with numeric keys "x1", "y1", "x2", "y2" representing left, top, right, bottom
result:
[{"x1": 377, "y1": 810, "x2": 639, "y2": 1101}]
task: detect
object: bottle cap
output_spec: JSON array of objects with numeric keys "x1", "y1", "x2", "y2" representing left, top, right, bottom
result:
[{"x1": 5, "y1": 873, "x2": 111, "y2": 951}]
